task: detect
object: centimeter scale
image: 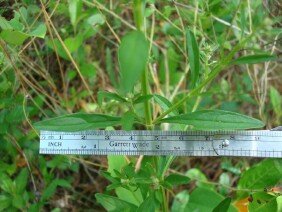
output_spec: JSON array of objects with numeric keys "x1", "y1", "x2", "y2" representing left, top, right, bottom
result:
[{"x1": 40, "y1": 128, "x2": 282, "y2": 158}]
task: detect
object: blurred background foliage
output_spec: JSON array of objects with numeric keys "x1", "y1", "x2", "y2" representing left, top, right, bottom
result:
[{"x1": 0, "y1": 0, "x2": 281, "y2": 211}]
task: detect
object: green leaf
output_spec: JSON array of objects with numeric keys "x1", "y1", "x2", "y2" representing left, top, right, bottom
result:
[
  {"x1": 107, "y1": 155, "x2": 127, "y2": 177},
  {"x1": 64, "y1": 35, "x2": 84, "y2": 53},
  {"x1": 12, "y1": 194, "x2": 25, "y2": 209},
  {"x1": 29, "y1": 23, "x2": 47, "y2": 38},
  {"x1": 186, "y1": 29, "x2": 200, "y2": 88},
  {"x1": 0, "y1": 174, "x2": 15, "y2": 194},
  {"x1": 118, "y1": 30, "x2": 149, "y2": 94},
  {"x1": 122, "y1": 165, "x2": 136, "y2": 178},
  {"x1": 218, "y1": 173, "x2": 230, "y2": 195},
  {"x1": 42, "y1": 179, "x2": 72, "y2": 201},
  {"x1": 137, "y1": 194, "x2": 155, "y2": 212},
  {"x1": 15, "y1": 168, "x2": 29, "y2": 194},
  {"x1": 98, "y1": 91, "x2": 127, "y2": 103},
  {"x1": 240, "y1": 4, "x2": 246, "y2": 39},
  {"x1": 121, "y1": 111, "x2": 135, "y2": 130},
  {"x1": 133, "y1": 94, "x2": 153, "y2": 104},
  {"x1": 34, "y1": 113, "x2": 121, "y2": 131},
  {"x1": 185, "y1": 168, "x2": 215, "y2": 190},
  {"x1": 100, "y1": 171, "x2": 120, "y2": 184},
  {"x1": 69, "y1": 0, "x2": 82, "y2": 28},
  {"x1": 0, "y1": 23, "x2": 47, "y2": 45},
  {"x1": 270, "y1": 86, "x2": 281, "y2": 116},
  {"x1": 0, "y1": 17, "x2": 13, "y2": 30},
  {"x1": 171, "y1": 190, "x2": 189, "y2": 212},
  {"x1": 159, "y1": 110, "x2": 264, "y2": 130},
  {"x1": 277, "y1": 196, "x2": 282, "y2": 212},
  {"x1": 46, "y1": 38, "x2": 69, "y2": 60},
  {"x1": 107, "y1": 155, "x2": 143, "y2": 206},
  {"x1": 0, "y1": 30, "x2": 29, "y2": 45},
  {"x1": 80, "y1": 63, "x2": 96, "y2": 78},
  {"x1": 133, "y1": 95, "x2": 153, "y2": 104},
  {"x1": 164, "y1": 174, "x2": 190, "y2": 187},
  {"x1": 154, "y1": 95, "x2": 178, "y2": 116},
  {"x1": 157, "y1": 156, "x2": 175, "y2": 178},
  {"x1": 230, "y1": 54, "x2": 277, "y2": 65},
  {"x1": 116, "y1": 187, "x2": 143, "y2": 207},
  {"x1": 185, "y1": 188, "x2": 237, "y2": 212},
  {"x1": 0, "y1": 195, "x2": 12, "y2": 211},
  {"x1": 212, "y1": 197, "x2": 232, "y2": 212},
  {"x1": 106, "y1": 47, "x2": 117, "y2": 87},
  {"x1": 95, "y1": 193, "x2": 138, "y2": 212},
  {"x1": 248, "y1": 192, "x2": 277, "y2": 212},
  {"x1": 237, "y1": 159, "x2": 282, "y2": 198}
]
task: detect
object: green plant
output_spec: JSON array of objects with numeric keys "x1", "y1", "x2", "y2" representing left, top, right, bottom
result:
[{"x1": 1, "y1": 0, "x2": 281, "y2": 211}]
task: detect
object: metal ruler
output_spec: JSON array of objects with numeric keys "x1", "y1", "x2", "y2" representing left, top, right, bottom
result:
[{"x1": 39, "y1": 129, "x2": 282, "y2": 158}]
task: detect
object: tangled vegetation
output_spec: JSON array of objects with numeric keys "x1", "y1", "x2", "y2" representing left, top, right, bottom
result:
[{"x1": 0, "y1": 0, "x2": 281, "y2": 211}]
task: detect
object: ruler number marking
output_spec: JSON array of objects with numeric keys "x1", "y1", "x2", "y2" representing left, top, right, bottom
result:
[{"x1": 39, "y1": 130, "x2": 282, "y2": 158}]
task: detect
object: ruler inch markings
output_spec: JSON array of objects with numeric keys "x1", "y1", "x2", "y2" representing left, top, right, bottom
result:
[{"x1": 39, "y1": 130, "x2": 282, "y2": 158}]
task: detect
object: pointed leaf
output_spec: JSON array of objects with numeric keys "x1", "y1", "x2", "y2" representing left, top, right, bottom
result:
[
  {"x1": 0, "y1": 195, "x2": 12, "y2": 211},
  {"x1": 95, "y1": 193, "x2": 138, "y2": 212},
  {"x1": 137, "y1": 194, "x2": 155, "y2": 212},
  {"x1": 212, "y1": 197, "x2": 231, "y2": 212},
  {"x1": 34, "y1": 113, "x2": 121, "y2": 131},
  {"x1": 186, "y1": 29, "x2": 200, "y2": 88},
  {"x1": 159, "y1": 110, "x2": 264, "y2": 130},
  {"x1": 164, "y1": 174, "x2": 190, "y2": 186},
  {"x1": 42, "y1": 179, "x2": 72, "y2": 201},
  {"x1": 121, "y1": 111, "x2": 135, "y2": 130},
  {"x1": 230, "y1": 54, "x2": 277, "y2": 65},
  {"x1": 107, "y1": 155, "x2": 127, "y2": 177},
  {"x1": 185, "y1": 188, "x2": 237, "y2": 212},
  {"x1": 98, "y1": 91, "x2": 128, "y2": 103},
  {"x1": 100, "y1": 171, "x2": 120, "y2": 184},
  {"x1": 154, "y1": 95, "x2": 178, "y2": 116},
  {"x1": 171, "y1": 190, "x2": 189, "y2": 212},
  {"x1": 270, "y1": 86, "x2": 281, "y2": 115},
  {"x1": 119, "y1": 30, "x2": 149, "y2": 94},
  {"x1": 15, "y1": 168, "x2": 29, "y2": 194},
  {"x1": 133, "y1": 95, "x2": 153, "y2": 104}
]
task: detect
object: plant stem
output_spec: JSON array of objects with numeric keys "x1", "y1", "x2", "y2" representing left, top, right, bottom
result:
[
  {"x1": 161, "y1": 187, "x2": 168, "y2": 212},
  {"x1": 133, "y1": 2, "x2": 170, "y2": 212},
  {"x1": 133, "y1": 0, "x2": 152, "y2": 129},
  {"x1": 142, "y1": 67, "x2": 153, "y2": 128},
  {"x1": 152, "y1": 34, "x2": 253, "y2": 124},
  {"x1": 133, "y1": 0, "x2": 144, "y2": 31}
]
